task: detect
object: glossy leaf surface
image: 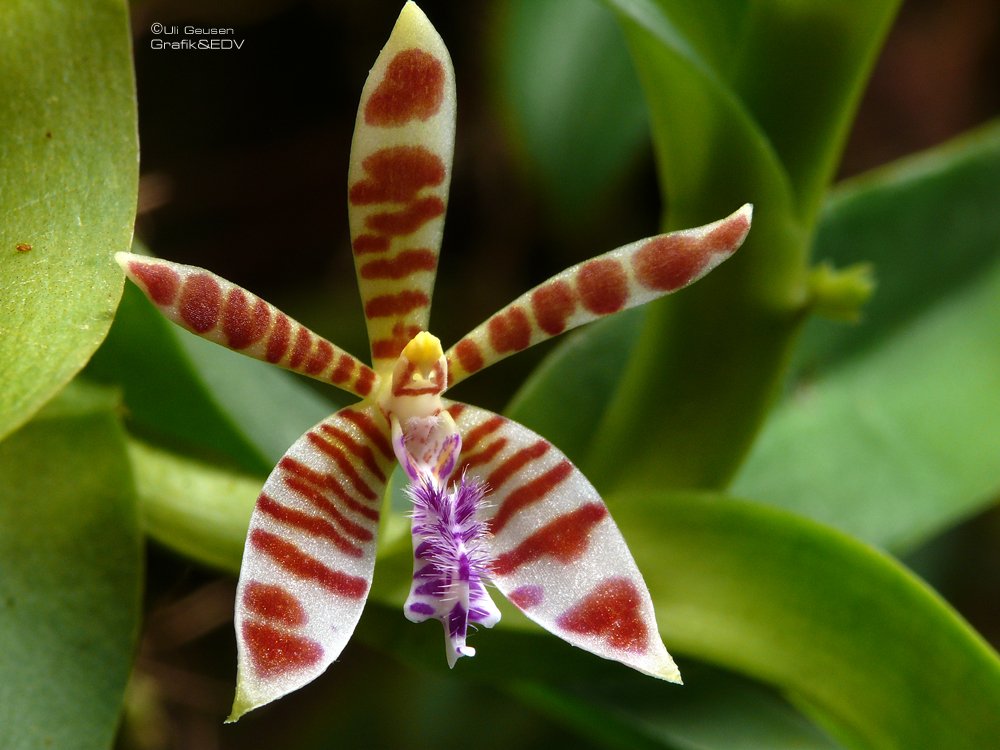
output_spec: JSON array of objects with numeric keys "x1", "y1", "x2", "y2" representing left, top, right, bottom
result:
[
  {"x1": 0, "y1": 0, "x2": 137, "y2": 440},
  {"x1": 587, "y1": 0, "x2": 899, "y2": 491},
  {"x1": 612, "y1": 492, "x2": 1000, "y2": 749},
  {"x1": 497, "y1": 0, "x2": 648, "y2": 220},
  {"x1": 734, "y1": 122, "x2": 1000, "y2": 549},
  {"x1": 0, "y1": 384, "x2": 140, "y2": 750}
]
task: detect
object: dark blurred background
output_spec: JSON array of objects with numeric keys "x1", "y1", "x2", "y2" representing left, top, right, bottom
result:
[{"x1": 119, "y1": 1, "x2": 1000, "y2": 747}]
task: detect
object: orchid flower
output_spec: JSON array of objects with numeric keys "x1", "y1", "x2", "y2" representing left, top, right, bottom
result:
[{"x1": 116, "y1": 2, "x2": 751, "y2": 721}]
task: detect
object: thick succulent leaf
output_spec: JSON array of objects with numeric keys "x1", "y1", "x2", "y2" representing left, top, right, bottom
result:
[
  {"x1": 0, "y1": 0, "x2": 137, "y2": 441},
  {"x1": 230, "y1": 404, "x2": 395, "y2": 720},
  {"x1": 444, "y1": 400, "x2": 679, "y2": 682},
  {"x1": 734, "y1": 123, "x2": 1000, "y2": 550},
  {"x1": 446, "y1": 205, "x2": 751, "y2": 387},
  {"x1": 117, "y1": 252, "x2": 378, "y2": 399},
  {"x1": 348, "y1": 1, "x2": 455, "y2": 371},
  {"x1": 497, "y1": 0, "x2": 649, "y2": 220},
  {"x1": 586, "y1": 0, "x2": 897, "y2": 491},
  {"x1": 128, "y1": 438, "x2": 260, "y2": 571},
  {"x1": 609, "y1": 491, "x2": 1000, "y2": 749},
  {"x1": 599, "y1": 0, "x2": 898, "y2": 224},
  {"x1": 509, "y1": 663, "x2": 839, "y2": 750},
  {"x1": 0, "y1": 383, "x2": 140, "y2": 750}
]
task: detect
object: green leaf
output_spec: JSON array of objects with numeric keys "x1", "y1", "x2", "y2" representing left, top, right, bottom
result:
[
  {"x1": 0, "y1": 382, "x2": 141, "y2": 750},
  {"x1": 496, "y1": 0, "x2": 649, "y2": 220},
  {"x1": 585, "y1": 0, "x2": 898, "y2": 491},
  {"x1": 509, "y1": 663, "x2": 839, "y2": 750},
  {"x1": 87, "y1": 284, "x2": 338, "y2": 474},
  {"x1": 128, "y1": 437, "x2": 258, "y2": 571},
  {"x1": 0, "y1": 0, "x2": 138, "y2": 441},
  {"x1": 506, "y1": 307, "x2": 645, "y2": 470},
  {"x1": 611, "y1": 491, "x2": 1000, "y2": 749},
  {"x1": 734, "y1": 123, "x2": 1000, "y2": 550}
]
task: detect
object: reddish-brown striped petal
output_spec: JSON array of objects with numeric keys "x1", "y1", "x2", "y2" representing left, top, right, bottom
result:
[
  {"x1": 445, "y1": 204, "x2": 752, "y2": 388},
  {"x1": 116, "y1": 253, "x2": 379, "y2": 398},
  {"x1": 445, "y1": 400, "x2": 681, "y2": 683},
  {"x1": 347, "y1": 2, "x2": 456, "y2": 372},
  {"x1": 230, "y1": 405, "x2": 394, "y2": 720}
]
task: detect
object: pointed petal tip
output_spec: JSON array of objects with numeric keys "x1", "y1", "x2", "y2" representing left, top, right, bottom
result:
[
  {"x1": 396, "y1": 0, "x2": 434, "y2": 35},
  {"x1": 225, "y1": 690, "x2": 255, "y2": 724},
  {"x1": 113, "y1": 250, "x2": 134, "y2": 271},
  {"x1": 663, "y1": 666, "x2": 684, "y2": 685}
]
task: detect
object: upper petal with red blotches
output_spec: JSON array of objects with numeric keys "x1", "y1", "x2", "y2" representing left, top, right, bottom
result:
[
  {"x1": 116, "y1": 252, "x2": 378, "y2": 398},
  {"x1": 445, "y1": 204, "x2": 752, "y2": 387},
  {"x1": 229, "y1": 404, "x2": 395, "y2": 720},
  {"x1": 348, "y1": 2, "x2": 456, "y2": 371},
  {"x1": 445, "y1": 401, "x2": 681, "y2": 682}
]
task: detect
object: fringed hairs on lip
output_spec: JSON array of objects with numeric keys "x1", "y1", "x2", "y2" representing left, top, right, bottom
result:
[{"x1": 117, "y1": 1, "x2": 751, "y2": 721}]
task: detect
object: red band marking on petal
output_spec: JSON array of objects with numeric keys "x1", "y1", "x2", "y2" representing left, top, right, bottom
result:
[
  {"x1": 330, "y1": 354, "x2": 356, "y2": 384},
  {"x1": 492, "y1": 503, "x2": 608, "y2": 576},
  {"x1": 353, "y1": 235, "x2": 390, "y2": 255},
  {"x1": 224, "y1": 290, "x2": 271, "y2": 350},
  {"x1": 242, "y1": 620, "x2": 323, "y2": 678},
  {"x1": 355, "y1": 368, "x2": 377, "y2": 396},
  {"x1": 365, "y1": 196, "x2": 445, "y2": 237},
  {"x1": 349, "y1": 147, "x2": 445, "y2": 205},
  {"x1": 632, "y1": 234, "x2": 702, "y2": 292},
  {"x1": 250, "y1": 528, "x2": 368, "y2": 599},
  {"x1": 320, "y1": 423, "x2": 387, "y2": 482},
  {"x1": 462, "y1": 437, "x2": 507, "y2": 469},
  {"x1": 288, "y1": 327, "x2": 312, "y2": 369},
  {"x1": 531, "y1": 280, "x2": 576, "y2": 335},
  {"x1": 708, "y1": 211, "x2": 751, "y2": 250},
  {"x1": 266, "y1": 313, "x2": 292, "y2": 363},
  {"x1": 371, "y1": 322, "x2": 423, "y2": 360},
  {"x1": 577, "y1": 258, "x2": 627, "y2": 315},
  {"x1": 278, "y1": 479, "x2": 373, "y2": 542},
  {"x1": 339, "y1": 409, "x2": 394, "y2": 459},
  {"x1": 280, "y1": 457, "x2": 381, "y2": 522},
  {"x1": 360, "y1": 249, "x2": 437, "y2": 280},
  {"x1": 453, "y1": 339, "x2": 484, "y2": 375},
  {"x1": 129, "y1": 261, "x2": 179, "y2": 305},
  {"x1": 309, "y1": 429, "x2": 378, "y2": 501},
  {"x1": 243, "y1": 581, "x2": 307, "y2": 627},
  {"x1": 556, "y1": 577, "x2": 649, "y2": 654},
  {"x1": 507, "y1": 585, "x2": 544, "y2": 610},
  {"x1": 258, "y1": 493, "x2": 366, "y2": 556},
  {"x1": 305, "y1": 339, "x2": 335, "y2": 375},
  {"x1": 364, "y1": 290, "x2": 429, "y2": 319},
  {"x1": 179, "y1": 273, "x2": 222, "y2": 333},
  {"x1": 487, "y1": 440, "x2": 549, "y2": 491},
  {"x1": 365, "y1": 48, "x2": 445, "y2": 126},
  {"x1": 490, "y1": 460, "x2": 573, "y2": 535},
  {"x1": 488, "y1": 306, "x2": 531, "y2": 353},
  {"x1": 461, "y1": 415, "x2": 504, "y2": 453}
]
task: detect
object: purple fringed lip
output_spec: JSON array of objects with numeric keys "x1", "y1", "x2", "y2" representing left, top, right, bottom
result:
[{"x1": 403, "y1": 473, "x2": 501, "y2": 666}]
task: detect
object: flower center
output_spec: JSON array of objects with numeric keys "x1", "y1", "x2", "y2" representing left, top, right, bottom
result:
[{"x1": 383, "y1": 332, "x2": 501, "y2": 663}]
